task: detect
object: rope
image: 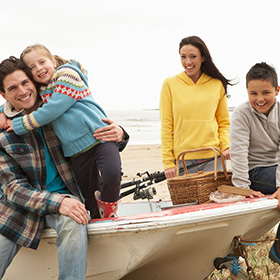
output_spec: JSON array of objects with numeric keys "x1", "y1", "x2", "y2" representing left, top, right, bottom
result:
[
  {"x1": 226, "y1": 256, "x2": 243, "y2": 276},
  {"x1": 241, "y1": 242, "x2": 257, "y2": 246}
]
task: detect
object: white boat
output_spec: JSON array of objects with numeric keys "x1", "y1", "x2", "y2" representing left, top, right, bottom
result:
[{"x1": 4, "y1": 196, "x2": 280, "y2": 280}]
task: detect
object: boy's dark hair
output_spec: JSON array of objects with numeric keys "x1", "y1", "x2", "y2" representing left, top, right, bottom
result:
[
  {"x1": 0, "y1": 56, "x2": 33, "y2": 93},
  {"x1": 246, "y1": 62, "x2": 278, "y2": 89}
]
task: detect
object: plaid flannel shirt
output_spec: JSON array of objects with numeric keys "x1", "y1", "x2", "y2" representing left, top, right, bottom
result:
[{"x1": 0, "y1": 102, "x2": 82, "y2": 249}]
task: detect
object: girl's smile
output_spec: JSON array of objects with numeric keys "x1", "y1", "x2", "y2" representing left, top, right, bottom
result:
[{"x1": 23, "y1": 50, "x2": 56, "y2": 85}]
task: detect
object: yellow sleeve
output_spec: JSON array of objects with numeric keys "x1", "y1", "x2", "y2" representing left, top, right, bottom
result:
[
  {"x1": 216, "y1": 92, "x2": 230, "y2": 152},
  {"x1": 160, "y1": 79, "x2": 176, "y2": 170}
]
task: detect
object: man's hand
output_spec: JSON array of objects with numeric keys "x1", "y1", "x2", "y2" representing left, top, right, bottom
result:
[
  {"x1": 6, "y1": 119, "x2": 13, "y2": 132},
  {"x1": 164, "y1": 167, "x2": 177, "y2": 179},
  {"x1": 269, "y1": 188, "x2": 280, "y2": 209},
  {"x1": 58, "y1": 197, "x2": 88, "y2": 225},
  {"x1": 0, "y1": 112, "x2": 8, "y2": 129},
  {"x1": 93, "y1": 118, "x2": 124, "y2": 142}
]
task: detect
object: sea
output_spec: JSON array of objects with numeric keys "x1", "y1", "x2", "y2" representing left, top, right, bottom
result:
[
  {"x1": 107, "y1": 108, "x2": 234, "y2": 146},
  {"x1": 107, "y1": 109, "x2": 161, "y2": 145}
]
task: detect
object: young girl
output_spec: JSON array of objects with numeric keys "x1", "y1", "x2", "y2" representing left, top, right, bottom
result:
[
  {"x1": 7, "y1": 44, "x2": 122, "y2": 219},
  {"x1": 160, "y1": 36, "x2": 233, "y2": 179}
]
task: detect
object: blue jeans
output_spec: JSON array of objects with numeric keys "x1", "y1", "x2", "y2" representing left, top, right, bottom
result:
[
  {"x1": 0, "y1": 234, "x2": 21, "y2": 278},
  {"x1": 249, "y1": 165, "x2": 277, "y2": 194},
  {"x1": 0, "y1": 214, "x2": 88, "y2": 280}
]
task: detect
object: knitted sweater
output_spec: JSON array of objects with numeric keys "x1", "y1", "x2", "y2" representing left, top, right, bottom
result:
[
  {"x1": 12, "y1": 61, "x2": 108, "y2": 157},
  {"x1": 160, "y1": 72, "x2": 230, "y2": 170},
  {"x1": 230, "y1": 101, "x2": 280, "y2": 189}
]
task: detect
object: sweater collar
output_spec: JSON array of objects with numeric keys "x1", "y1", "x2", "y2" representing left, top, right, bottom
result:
[
  {"x1": 177, "y1": 71, "x2": 212, "y2": 85},
  {"x1": 249, "y1": 101, "x2": 277, "y2": 120}
]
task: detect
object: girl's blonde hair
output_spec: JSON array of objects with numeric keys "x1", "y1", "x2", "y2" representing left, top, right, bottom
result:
[{"x1": 20, "y1": 44, "x2": 86, "y2": 73}]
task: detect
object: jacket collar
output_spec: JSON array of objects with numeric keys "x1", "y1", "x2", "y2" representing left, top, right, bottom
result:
[
  {"x1": 3, "y1": 101, "x2": 24, "y2": 118},
  {"x1": 3, "y1": 99, "x2": 43, "y2": 118}
]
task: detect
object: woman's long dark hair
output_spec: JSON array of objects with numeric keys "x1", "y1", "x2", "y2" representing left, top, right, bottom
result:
[{"x1": 179, "y1": 36, "x2": 233, "y2": 96}]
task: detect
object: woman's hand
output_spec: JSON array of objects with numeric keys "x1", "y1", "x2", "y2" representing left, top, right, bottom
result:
[
  {"x1": 164, "y1": 167, "x2": 177, "y2": 179},
  {"x1": 222, "y1": 148, "x2": 230, "y2": 160},
  {"x1": 93, "y1": 118, "x2": 124, "y2": 142}
]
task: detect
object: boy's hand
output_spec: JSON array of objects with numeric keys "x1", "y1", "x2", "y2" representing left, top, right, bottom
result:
[
  {"x1": 250, "y1": 190, "x2": 265, "y2": 198},
  {"x1": 6, "y1": 119, "x2": 14, "y2": 132},
  {"x1": 0, "y1": 112, "x2": 8, "y2": 129},
  {"x1": 269, "y1": 188, "x2": 280, "y2": 209}
]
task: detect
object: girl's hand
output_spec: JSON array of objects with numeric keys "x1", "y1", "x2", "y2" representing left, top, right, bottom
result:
[
  {"x1": 6, "y1": 119, "x2": 14, "y2": 132},
  {"x1": 0, "y1": 112, "x2": 8, "y2": 129},
  {"x1": 164, "y1": 167, "x2": 177, "y2": 179}
]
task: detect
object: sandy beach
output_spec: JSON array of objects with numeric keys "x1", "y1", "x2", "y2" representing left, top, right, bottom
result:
[{"x1": 120, "y1": 144, "x2": 171, "y2": 203}]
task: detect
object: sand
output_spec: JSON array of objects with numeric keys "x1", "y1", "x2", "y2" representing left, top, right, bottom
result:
[{"x1": 120, "y1": 144, "x2": 171, "y2": 203}]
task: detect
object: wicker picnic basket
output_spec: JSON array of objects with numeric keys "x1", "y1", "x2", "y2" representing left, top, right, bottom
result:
[{"x1": 167, "y1": 147, "x2": 232, "y2": 205}]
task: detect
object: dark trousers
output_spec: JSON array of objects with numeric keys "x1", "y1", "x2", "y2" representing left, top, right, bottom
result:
[
  {"x1": 249, "y1": 165, "x2": 277, "y2": 194},
  {"x1": 70, "y1": 142, "x2": 122, "y2": 218}
]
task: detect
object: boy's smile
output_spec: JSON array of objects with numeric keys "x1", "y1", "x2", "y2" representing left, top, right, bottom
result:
[{"x1": 247, "y1": 79, "x2": 279, "y2": 115}]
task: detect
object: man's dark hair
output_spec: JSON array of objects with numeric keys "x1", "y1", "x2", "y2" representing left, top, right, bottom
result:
[
  {"x1": 246, "y1": 62, "x2": 278, "y2": 89},
  {"x1": 0, "y1": 56, "x2": 33, "y2": 92}
]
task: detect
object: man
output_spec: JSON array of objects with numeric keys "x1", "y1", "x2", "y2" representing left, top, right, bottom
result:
[{"x1": 0, "y1": 56, "x2": 127, "y2": 279}]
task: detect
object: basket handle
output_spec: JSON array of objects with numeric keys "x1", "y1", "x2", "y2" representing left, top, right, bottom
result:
[{"x1": 175, "y1": 147, "x2": 229, "y2": 180}]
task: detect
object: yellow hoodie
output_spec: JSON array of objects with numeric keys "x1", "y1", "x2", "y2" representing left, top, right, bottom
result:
[{"x1": 160, "y1": 71, "x2": 230, "y2": 170}]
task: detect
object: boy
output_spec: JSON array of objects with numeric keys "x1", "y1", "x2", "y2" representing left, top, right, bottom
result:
[{"x1": 230, "y1": 62, "x2": 280, "y2": 264}]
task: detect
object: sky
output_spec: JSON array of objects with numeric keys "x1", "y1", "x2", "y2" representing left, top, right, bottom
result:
[{"x1": 1, "y1": 0, "x2": 279, "y2": 110}]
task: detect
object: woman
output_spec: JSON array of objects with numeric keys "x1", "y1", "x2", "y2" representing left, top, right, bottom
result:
[{"x1": 160, "y1": 36, "x2": 232, "y2": 179}]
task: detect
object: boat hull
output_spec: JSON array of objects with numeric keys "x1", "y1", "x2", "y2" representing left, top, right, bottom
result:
[{"x1": 4, "y1": 197, "x2": 280, "y2": 280}]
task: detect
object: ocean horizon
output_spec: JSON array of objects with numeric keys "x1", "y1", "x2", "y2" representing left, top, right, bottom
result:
[
  {"x1": 107, "y1": 109, "x2": 161, "y2": 145},
  {"x1": 107, "y1": 108, "x2": 235, "y2": 146}
]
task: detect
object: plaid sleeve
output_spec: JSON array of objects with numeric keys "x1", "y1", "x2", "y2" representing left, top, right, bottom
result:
[{"x1": 0, "y1": 133, "x2": 66, "y2": 215}]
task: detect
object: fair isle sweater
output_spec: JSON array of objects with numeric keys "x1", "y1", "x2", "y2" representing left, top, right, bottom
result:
[
  {"x1": 230, "y1": 101, "x2": 280, "y2": 189},
  {"x1": 12, "y1": 61, "x2": 108, "y2": 157},
  {"x1": 160, "y1": 72, "x2": 230, "y2": 170}
]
